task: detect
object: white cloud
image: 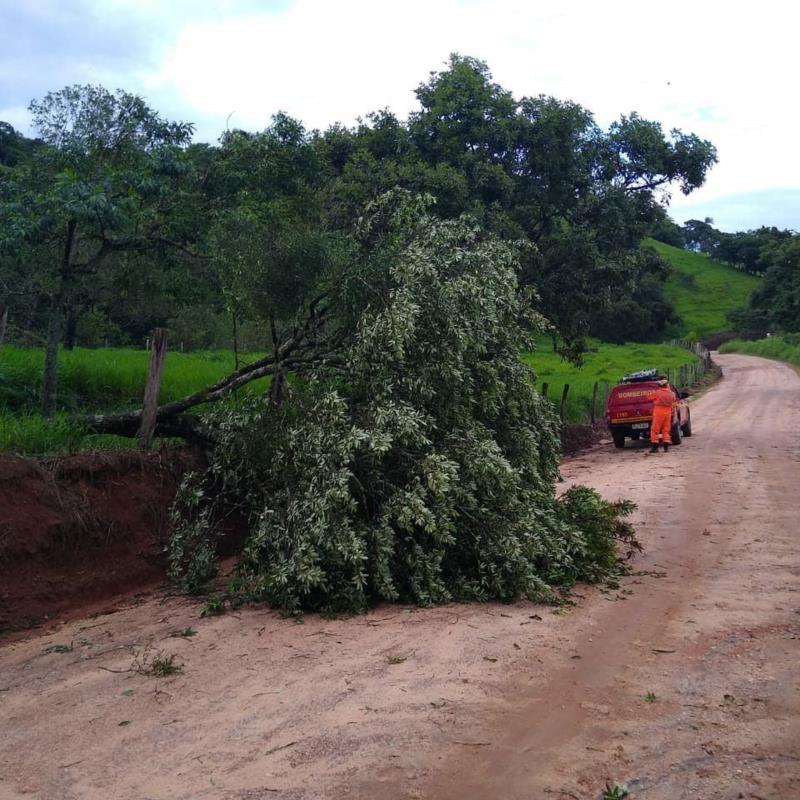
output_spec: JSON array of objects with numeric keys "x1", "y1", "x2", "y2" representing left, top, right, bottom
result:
[
  {"x1": 0, "y1": 106, "x2": 32, "y2": 131},
  {"x1": 5, "y1": 0, "x2": 799, "y2": 225},
  {"x1": 148, "y1": 0, "x2": 799, "y2": 210}
]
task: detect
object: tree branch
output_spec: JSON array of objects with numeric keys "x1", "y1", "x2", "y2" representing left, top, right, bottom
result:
[{"x1": 81, "y1": 293, "x2": 344, "y2": 440}]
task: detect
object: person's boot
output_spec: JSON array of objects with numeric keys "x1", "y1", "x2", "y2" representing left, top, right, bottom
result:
[
  {"x1": 649, "y1": 444, "x2": 659, "y2": 454},
  {"x1": 662, "y1": 443, "x2": 669, "y2": 452}
]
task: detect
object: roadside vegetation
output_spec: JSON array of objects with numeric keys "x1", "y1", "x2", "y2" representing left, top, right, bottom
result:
[{"x1": 720, "y1": 334, "x2": 800, "y2": 366}]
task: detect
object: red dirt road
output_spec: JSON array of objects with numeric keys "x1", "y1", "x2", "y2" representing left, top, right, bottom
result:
[{"x1": 1, "y1": 353, "x2": 798, "y2": 799}]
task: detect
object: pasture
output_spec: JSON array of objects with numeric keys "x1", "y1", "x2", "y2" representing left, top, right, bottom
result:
[{"x1": 1, "y1": 341, "x2": 698, "y2": 454}]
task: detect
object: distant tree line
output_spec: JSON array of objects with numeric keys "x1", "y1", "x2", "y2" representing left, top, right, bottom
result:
[
  {"x1": 651, "y1": 215, "x2": 799, "y2": 337},
  {"x1": 0, "y1": 55, "x2": 717, "y2": 416}
]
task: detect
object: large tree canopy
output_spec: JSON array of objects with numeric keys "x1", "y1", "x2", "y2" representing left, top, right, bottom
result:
[
  {"x1": 323, "y1": 54, "x2": 717, "y2": 353},
  {"x1": 729, "y1": 235, "x2": 800, "y2": 336},
  {"x1": 0, "y1": 123, "x2": 40, "y2": 168}
]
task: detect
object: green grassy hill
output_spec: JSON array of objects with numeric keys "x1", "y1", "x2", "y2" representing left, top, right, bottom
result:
[{"x1": 647, "y1": 239, "x2": 759, "y2": 339}]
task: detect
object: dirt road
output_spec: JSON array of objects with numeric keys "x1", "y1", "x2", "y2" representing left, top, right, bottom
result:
[{"x1": 1, "y1": 353, "x2": 798, "y2": 800}]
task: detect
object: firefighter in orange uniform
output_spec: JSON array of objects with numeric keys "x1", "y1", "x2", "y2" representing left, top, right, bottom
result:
[{"x1": 648, "y1": 377, "x2": 676, "y2": 453}]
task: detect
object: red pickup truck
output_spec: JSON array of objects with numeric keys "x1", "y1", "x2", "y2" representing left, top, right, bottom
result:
[{"x1": 606, "y1": 369, "x2": 692, "y2": 449}]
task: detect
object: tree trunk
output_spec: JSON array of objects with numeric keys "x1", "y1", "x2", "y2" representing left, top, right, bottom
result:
[
  {"x1": 0, "y1": 303, "x2": 7, "y2": 347},
  {"x1": 137, "y1": 328, "x2": 168, "y2": 448},
  {"x1": 42, "y1": 305, "x2": 63, "y2": 419},
  {"x1": 41, "y1": 219, "x2": 77, "y2": 419},
  {"x1": 64, "y1": 309, "x2": 78, "y2": 350},
  {"x1": 269, "y1": 368, "x2": 286, "y2": 406},
  {"x1": 24, "y1": 297, "x2": 38, "y2": 331}
]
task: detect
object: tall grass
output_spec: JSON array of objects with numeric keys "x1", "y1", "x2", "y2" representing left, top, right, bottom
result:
[
  {"x1": 0, "y1": 346, "x2": 267, "y2": 413},
  {"x1": 0, "y1": 345, "x2": 271, "y2": 455},
  {"x1": 648, "y1": 239, "x2": 759, "y2": 339},
  {"x1": 719, "y1": 334, "x2": 800, "y2": 366},
  {"x1": 0, "y1": 411, "x2": 137, "y2": 455}
]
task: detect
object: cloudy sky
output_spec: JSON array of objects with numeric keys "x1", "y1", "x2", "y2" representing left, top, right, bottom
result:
[{"x1": 1, "y1": 0, "x2": 797, "y2": 231}]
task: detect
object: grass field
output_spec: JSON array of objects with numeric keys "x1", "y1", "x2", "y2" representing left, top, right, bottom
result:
[
  {"x1": 2, "y1": 340, "x2": 699, "y2": 454},
  {"x1": 0, "y1": 347, "x2": 269, "y2": 413},
  {"x1": 719, "y1": 334, "x2": 800, "y2": 367},
  {"x1": 649, "y1": 239, "x2": 760, "y2": 339},
  {"x1": 523, "y1": 339, "x2": 698, "y2": 421},
  {"x1": 0, "y1": 411, "x2": 133, "y2": 455},
  {"x1": 0, "y1": 347, "x2": 271, "y2": 455}
]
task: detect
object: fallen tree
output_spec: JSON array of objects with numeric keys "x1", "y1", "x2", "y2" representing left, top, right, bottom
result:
[{"x1": 145, "y1": 193, "x2": 639, "y2": 612}]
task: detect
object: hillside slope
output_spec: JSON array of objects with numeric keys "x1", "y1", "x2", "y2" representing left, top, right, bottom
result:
[{"x1": 647, "y1": 239, "x2": 759, "y2": 338}]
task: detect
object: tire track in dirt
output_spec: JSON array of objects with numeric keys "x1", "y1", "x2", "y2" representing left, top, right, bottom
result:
[{"x1": 417, "y1": 353, "x2": 800, "y2": 799}]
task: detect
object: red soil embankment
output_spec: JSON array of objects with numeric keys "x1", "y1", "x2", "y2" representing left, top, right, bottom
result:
[
  {"x1": 0, "y1": 424, "x2": 605, "y2": 638},
  {"x1": 0, "y1": 449, "x2": 196, "y2": 636}
]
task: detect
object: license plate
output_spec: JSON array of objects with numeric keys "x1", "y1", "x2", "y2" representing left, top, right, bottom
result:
[{"x1": 631, "y1": 422, "x2": 650, "y2": 430}]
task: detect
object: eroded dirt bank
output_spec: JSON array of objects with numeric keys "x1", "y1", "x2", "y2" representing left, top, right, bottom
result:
[
  {"x1": 0, "y1": 450, "x2": 195, "y2": 635},
  {"x1": 0, "y1": 424, "x2": 599, "y2": 638},
  {"x1": 1, "y1": 353, "x2": 798, "y2": 799}
]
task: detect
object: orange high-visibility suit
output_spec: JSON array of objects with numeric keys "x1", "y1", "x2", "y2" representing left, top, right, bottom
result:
[{"x1": 648, "y1": 386, "x2": 676, "y2": 445}]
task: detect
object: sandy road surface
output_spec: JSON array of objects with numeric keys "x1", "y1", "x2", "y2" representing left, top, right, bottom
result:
[{"x1": 1, "y1": 353, "x2": 798, "y2": 800}]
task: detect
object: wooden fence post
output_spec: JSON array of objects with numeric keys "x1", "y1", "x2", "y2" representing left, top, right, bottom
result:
[
  {"x1": 138, "y1": 328, "x2": 168, "y2": 449},
  {"x1": 560, "y1": 384, "x2": 570, "y2": 421},
  {"x1": 590, "y1": 381, "x2": 599, "y2": 424},
  {"x1": 541, "y1": 382, "x2": 549, "y2": 398}
]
